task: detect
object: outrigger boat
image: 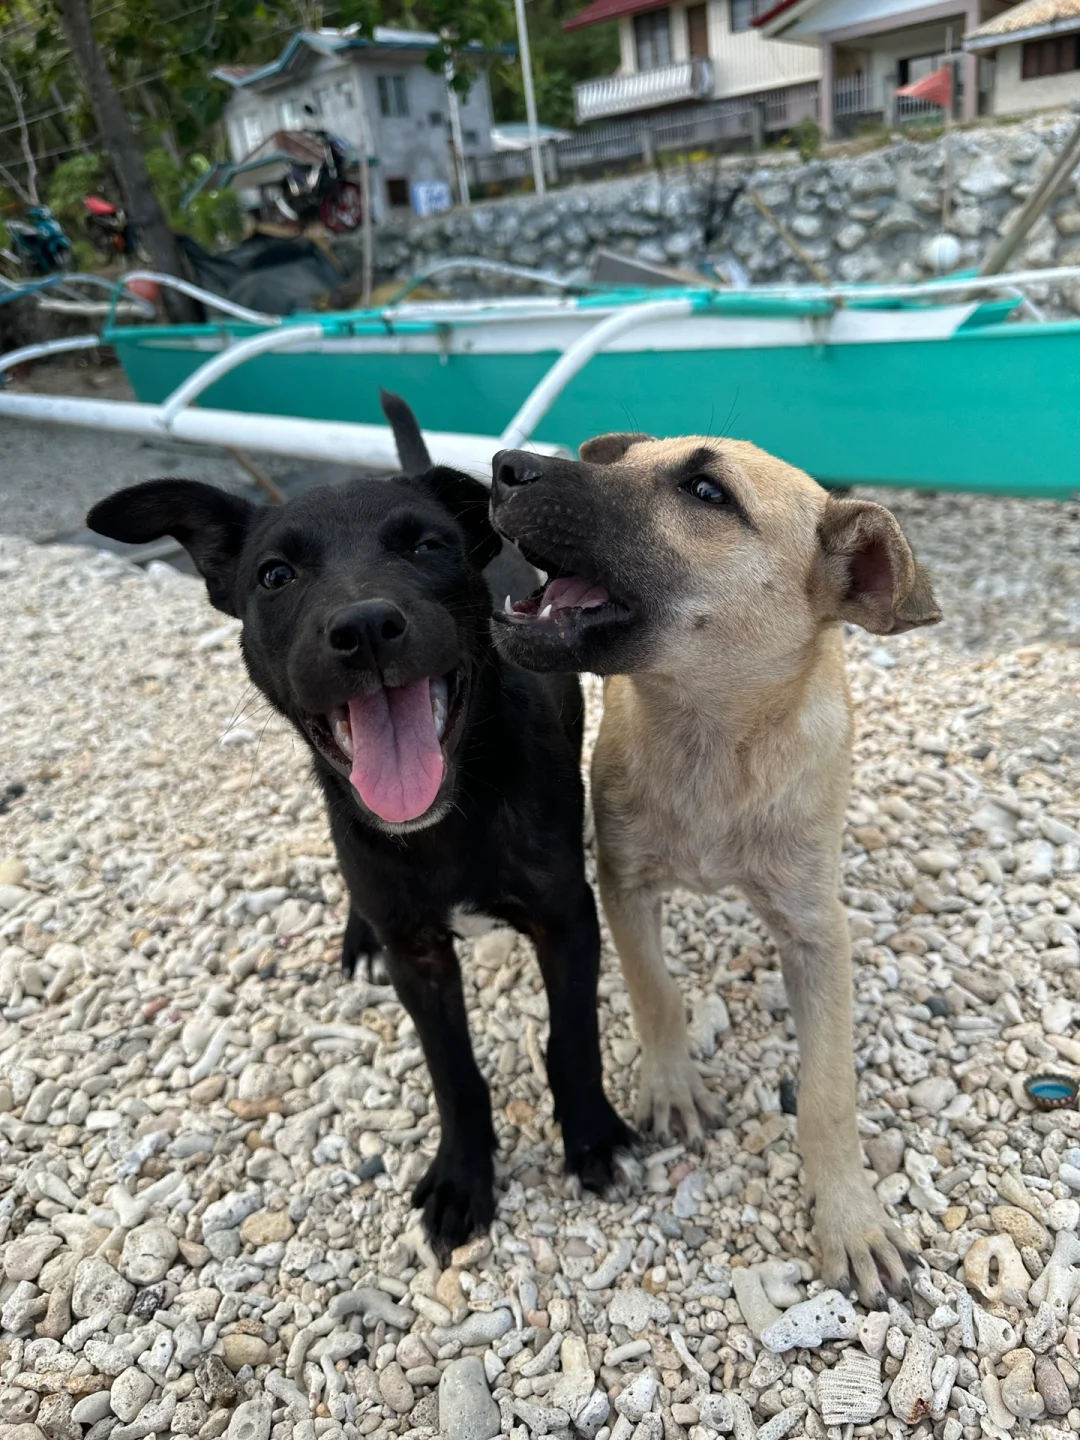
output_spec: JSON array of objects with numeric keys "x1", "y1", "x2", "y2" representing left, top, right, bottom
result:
[{"x1": 0, "y1": 260, "x2": 1077, "y2": 499}]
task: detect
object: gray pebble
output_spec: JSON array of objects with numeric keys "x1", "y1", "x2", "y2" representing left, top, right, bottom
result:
[
  {"x1": 110, "y1": 1367, "x2": 154, "y2": 1422},
  {"x1": 438, "y1": 1356, "x2": 500, "y2": 1440}
]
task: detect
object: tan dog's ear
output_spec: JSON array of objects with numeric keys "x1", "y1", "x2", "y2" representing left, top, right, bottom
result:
[
  {"x1": 816, "y1": 498, "x2": 942, "y2": 635},
  {"x1": 579, "y1": 433, "x2": 653, "y2": 464}
]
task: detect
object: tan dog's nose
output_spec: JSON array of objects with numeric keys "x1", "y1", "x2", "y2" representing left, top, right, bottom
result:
[{"x1": 492, "y1": 450, "x2": 546, "y2": 499}]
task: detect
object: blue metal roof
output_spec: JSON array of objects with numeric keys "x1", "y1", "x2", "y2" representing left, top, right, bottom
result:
[{"x1": 213, "y1": 26, "x2": 514, "y2": 88}]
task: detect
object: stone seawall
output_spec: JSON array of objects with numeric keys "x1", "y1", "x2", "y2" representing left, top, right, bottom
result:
[{"x1": 350, "y1": 113, "x2": 1080, "y2": 309}]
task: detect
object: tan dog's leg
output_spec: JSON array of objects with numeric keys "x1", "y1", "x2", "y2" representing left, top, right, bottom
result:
[
  {"x1": 598, "y1": 861, "x2": 720, "y2": 1142},
  {"x1": 748, "y1": 882, "x2": 917, "y2": 1305}
]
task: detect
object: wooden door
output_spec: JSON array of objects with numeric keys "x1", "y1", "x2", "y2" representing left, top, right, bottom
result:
[{"x1": 687, "y1": 3, "x2": 709, "y2": 59}]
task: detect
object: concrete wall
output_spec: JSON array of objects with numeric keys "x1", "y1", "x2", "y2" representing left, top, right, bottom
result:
[{"x1": 993, "y1": 40, "x2": 1080, "y2": 114}]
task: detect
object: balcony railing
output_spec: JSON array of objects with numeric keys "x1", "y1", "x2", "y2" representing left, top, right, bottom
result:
[{"x1": 574, "y1": 59, "x2": 714, "y2": 124}]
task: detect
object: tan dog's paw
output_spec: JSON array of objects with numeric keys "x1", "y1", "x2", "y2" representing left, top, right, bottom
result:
[
  {"x1": 813, "y1": 1178, "x2": 920, "y2": 1308},
  {"x1": 636, "y1": 1051, "x2": 723, "y2": 1145}
]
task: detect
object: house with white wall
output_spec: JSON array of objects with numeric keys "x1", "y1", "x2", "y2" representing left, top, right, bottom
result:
[
  {"x1": 756, "y1": 0, "x2": 1014, "y2": 132},
  {"x1": 964, "y1": 0, "x2": 1080, "y2": 114},
  {"x1": 214, "y1": 28, "x2": 498, "y2": 220},
  {"x1": 564, "y1": 0, "x2": 821, "y2": 133}
]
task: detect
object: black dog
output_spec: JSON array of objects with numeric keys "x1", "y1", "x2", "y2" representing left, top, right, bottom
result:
[{"x1": 86, "y1": 404, "x2": 632, "y2": 1255}]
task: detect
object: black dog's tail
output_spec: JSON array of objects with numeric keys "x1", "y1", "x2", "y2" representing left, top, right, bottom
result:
[{"x1": 380, "y1": 389, "x2": 431, "y2": 474}]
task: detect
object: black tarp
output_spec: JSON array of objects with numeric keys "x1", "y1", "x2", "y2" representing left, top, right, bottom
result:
[{"x1": 178, "y1": 233, "x2": 346, "y2": 317}]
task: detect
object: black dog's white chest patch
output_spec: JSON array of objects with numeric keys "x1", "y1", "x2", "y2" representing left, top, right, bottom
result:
[{"x1": 450, "y1": 905, "x2": 499, "y2": 938}]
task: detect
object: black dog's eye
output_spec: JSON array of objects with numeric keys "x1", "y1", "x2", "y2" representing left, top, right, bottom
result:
[
  {"x1": 684, "y1": 475, "x2": 733, "y2": 507},
  {"x1": 413, "y1": 537, "x2": 444, "y2": 555},
  {"x1": 258, "y1": 560, "x2": 297, "y2": 590}
]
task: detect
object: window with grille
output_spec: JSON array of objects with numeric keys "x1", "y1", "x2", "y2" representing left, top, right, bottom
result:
[
  {"x1": 279, "y1": 98, "x2": 304, "y2": 129},
  {"x1": 1021, "y1": 35, "x2": 1079, "y2": 77},
  {"x1": 336, "y1": 80, "x2": 355, "y2": 109},
  {"x1": 241, "y1": 113, "x2": 263, "y2": 151},
  {"x1": 378, "y1": 74, "x2": 410, "y2": 117},
  {"x1": 634, "y1": 10, "x2": 672, "y2": 70}
]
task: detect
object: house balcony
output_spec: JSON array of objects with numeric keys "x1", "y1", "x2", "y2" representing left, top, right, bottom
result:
[{"x1": 573, "y1": 59, "x2": 714, "y2": 123}]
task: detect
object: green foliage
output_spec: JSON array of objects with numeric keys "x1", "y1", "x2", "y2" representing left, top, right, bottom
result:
[
  {"x1": 144, "y1": 148, "x2": 243, "y2": 247},
  {"x1": 379, "y1": 0, "x2": 515, "y2": 89},
  {"x1": 791, "y1": 116, "x2": 821, "y2": 163},
  {"x1": 46, "y1": 151, "x2": 105, "y2": 225},
  {"x1": 0, "y1": 0, "x2": 521, "y2": 263},
  {"x1": 186, "y1": 185, "x2": 243, "y2": 249},
  {"x1": 489, "y1": 0, "x2": 619, "y2": 129}
]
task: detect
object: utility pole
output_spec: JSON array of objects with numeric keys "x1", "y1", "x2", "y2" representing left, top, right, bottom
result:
[
  {"x1": 513, "y1": 0, "x2": 546, "y2": 196},
  {"x1": 445, "y1": 68, "x2": 471, "y2": 206}
]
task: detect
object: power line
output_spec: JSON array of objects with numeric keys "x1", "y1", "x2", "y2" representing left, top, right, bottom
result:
[
  {"x1": 0, "y1": 1, "x2": 346, "y2": 142},
  {"x1": 0, "y1": 4, "x2": 350, "y2": 173}
]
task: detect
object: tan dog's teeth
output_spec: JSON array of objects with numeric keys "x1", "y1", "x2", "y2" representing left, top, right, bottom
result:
[
  {"x1": 539, "y1": 604, "x2": 553, "y2": 620},
  {"x1": 504, "y1": 595, "x2": 513, "y2": 614}
]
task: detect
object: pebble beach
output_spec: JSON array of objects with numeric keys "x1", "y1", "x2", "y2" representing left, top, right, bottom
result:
[{"x1": 0, "y1": 485, "x2": 1078, "y2": 1440}]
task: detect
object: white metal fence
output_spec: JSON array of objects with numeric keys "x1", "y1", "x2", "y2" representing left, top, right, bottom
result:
[
  {"x1": 833, "y1": 74, "x2": 946, "y2": 125},
  {"x1": 467, "y1": 82, "x2": 820, "y2": 191}
]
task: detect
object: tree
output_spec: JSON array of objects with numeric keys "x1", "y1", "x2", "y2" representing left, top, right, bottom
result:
[
  {"x1": 489, "y1": 0, "x2": 619, "y2": 130},
  {"x1": 0, "y1": 55, "x2": 37, "y2": 202},
  {"x1": 52, "y1": 0, "x2": 198, "y2": 319},
  {"x1": 0, "y1": 0, "x2": 516, "y2": 309}
]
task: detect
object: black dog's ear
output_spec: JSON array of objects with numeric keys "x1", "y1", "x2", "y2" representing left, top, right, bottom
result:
[
  {"x1": 87, "y1": 479, "x2": 256, "y2": 616},
  {"x1": 420, "y1": 466, "x2": 502, "y2": 571},
  {"x1": 380, "y1": 389, "x2": 432, "y2": 474},
  {"x1": 579, "y1": 432, "x2": 653, "y2": 464}
]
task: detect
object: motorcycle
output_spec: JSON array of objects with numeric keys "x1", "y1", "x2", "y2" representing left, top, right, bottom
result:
[
  {"x1": 84, "y1": 195, "x2": 137, "y2": 259},
  {"x1": 5, "y1": 205, "x2": 72, "y2": 276},
  {"x1": 276, "y1": 110, "x2": 363, "y2": 234}
]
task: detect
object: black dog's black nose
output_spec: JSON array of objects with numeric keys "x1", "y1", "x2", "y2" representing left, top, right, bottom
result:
[
  {"x1": 492, "y1": 449, "x2": 546, "y2": 495},
  {"x1": 327, "y1": 600, "x2": 408, "y2": 666}
]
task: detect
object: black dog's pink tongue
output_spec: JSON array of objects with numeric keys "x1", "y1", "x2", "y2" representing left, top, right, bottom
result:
[{"x1": 347, "y1": 681, "x2": 444, "y2": 824}]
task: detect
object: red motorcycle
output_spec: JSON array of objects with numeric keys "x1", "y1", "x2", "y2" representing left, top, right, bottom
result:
[{"x1": 83, "y1": 195, "x2": 137, "y2": 258}]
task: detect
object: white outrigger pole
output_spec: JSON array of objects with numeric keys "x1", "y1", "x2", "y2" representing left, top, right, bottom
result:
[{"x1": 0, "y1": 274, "x2": 569, "y2": 477}]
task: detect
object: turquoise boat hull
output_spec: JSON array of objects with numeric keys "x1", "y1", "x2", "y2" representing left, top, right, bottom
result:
[{"x1": 106, "y1": 290, "x2": 1080, "y2": 500}]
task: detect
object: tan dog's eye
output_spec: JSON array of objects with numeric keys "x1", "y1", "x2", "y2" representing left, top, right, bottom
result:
[{"x1": 683, "y1": 475, "x2": 733, "y2": 508}]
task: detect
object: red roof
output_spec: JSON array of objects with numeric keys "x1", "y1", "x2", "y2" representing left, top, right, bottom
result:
[{"x1": 564, "y1": 0, "x2": 671, "y2": 31}]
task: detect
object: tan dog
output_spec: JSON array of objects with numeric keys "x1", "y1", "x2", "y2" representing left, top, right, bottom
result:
[{"x1": 488, "y1": 433, "x2": 941, "y2": 1304}]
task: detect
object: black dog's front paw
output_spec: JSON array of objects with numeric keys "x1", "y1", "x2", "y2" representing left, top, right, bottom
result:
[
  {"x1": 412, "y1": 1148, "x2": 496, "y2": 1261},
  {"x1": 564, "y1": 1104, "x2": 639, "y2": 1194},
  {"x1": 341, "y1": 910, "x2": 384, "y2": 980}
]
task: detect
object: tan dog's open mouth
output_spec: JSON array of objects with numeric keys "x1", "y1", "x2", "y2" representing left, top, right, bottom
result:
[{"x1": 495, "y1": 565, "x2": 631, "y2": 638}]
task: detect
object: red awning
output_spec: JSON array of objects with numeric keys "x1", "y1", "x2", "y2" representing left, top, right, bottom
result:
[
  {"x1": 896, "y1": 63, "x2": 952, "y2": 106},
  {"x1": 564, "y1": 0, "x2": 671, "y2": 32}
]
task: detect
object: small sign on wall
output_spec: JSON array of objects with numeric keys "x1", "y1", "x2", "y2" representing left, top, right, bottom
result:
[{"x1": 411, "y1": 180, "x2": 452, "y2": 216}]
